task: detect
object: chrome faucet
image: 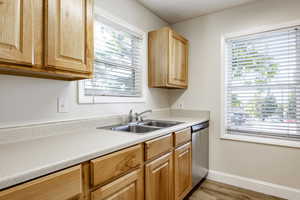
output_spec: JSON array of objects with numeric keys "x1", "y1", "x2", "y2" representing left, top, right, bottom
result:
[
  {"x1": 128, "y1": 109, "x2": 134, "y2": 123},
  {"x1": 135, "y1": 109, "x2": 152, "y2": 122}
]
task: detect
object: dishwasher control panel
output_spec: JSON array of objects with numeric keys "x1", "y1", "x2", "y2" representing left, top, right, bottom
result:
[{"x1": 191, "y1": 121, "x2": 209, "y2": 132}]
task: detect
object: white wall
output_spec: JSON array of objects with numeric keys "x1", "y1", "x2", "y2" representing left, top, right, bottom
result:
[
  {"x1": 0, "y1": 0, "x2": 169, "y2": 128},
  {"x1": 170, "y1": 0, "x2": 300, "y2": 189}
]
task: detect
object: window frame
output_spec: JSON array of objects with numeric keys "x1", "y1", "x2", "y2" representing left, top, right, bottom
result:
[
  {"x1": 220, "y1": 20, "x2": 300, "y2": 148},
  {"x1": 78, "y1": 7, "x2": 147, "y2": 104}
]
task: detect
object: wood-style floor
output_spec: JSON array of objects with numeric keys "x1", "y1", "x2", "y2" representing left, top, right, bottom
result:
[{"x1": 186, "y1": 180, "x2": 285, "y2": 200}]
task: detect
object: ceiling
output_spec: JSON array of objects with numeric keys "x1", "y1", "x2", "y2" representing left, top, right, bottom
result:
[{"x1": 137, "y1": 0, "x2": 257, "y2": 24}]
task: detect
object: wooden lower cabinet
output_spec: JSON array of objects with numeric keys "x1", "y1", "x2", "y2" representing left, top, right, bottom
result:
[
  {"x1": 174, "y1": 143, "x2": 192, "y2": 200},
  {"x1": 174, "y1": 128, "x2": 191, "y2": 147},
  {"x1": 0, "y1": 165, "x2": 82, "y2": 200},
  {"x1": 145, "y1": 152, "x2": 173, "y2": 200},
  {"x1": 90, "y1": 144, "x2": 143, "y2": 187},
  {"x1": 0, "y1": 128, "x2": 195, "y2": 200},
  {"x1": 145, "y1": 134, "x2": 173, "y2": 161},
  {"x1": 91, "y1": 168, "x2": 144, "y2": 200}
]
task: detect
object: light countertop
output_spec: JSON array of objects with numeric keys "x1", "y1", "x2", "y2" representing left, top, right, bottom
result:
[{"x1": 0, "y1": 111, "x2": 209, "y2": 190}]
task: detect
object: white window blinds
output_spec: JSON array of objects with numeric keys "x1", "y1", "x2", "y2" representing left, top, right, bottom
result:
[
  {"x1": 225, "y1": 26, "x2": 300, "y2": 140},
  {"x1": 83, "y1": 18, "x2": 143, "y2": 97}
]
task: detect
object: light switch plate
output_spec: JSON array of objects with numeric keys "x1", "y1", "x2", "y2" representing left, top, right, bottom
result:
[
  {"x1": 179, "y1": 103, "x2": 183, "y2": 109},
  {"x1": 57, "y1": 97, "x2": 69, "y2": 113},
  {"x1": 177, "y1": 102, "x2": 184, "y2": 109}
]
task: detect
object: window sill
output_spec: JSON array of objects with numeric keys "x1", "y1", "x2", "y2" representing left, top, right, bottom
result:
[
  {"x1": 78, "y1": 95, "x2": 146, "y2": 104},
  {"x1": 221, "y1": 133, "x2": 300, "y2": 149},
  {"x1": 94, "y1": 96, "x2": 145, "y2": 104},
  {"x1": 78, "y1": 81, "x2": 146, "y2": 104}
]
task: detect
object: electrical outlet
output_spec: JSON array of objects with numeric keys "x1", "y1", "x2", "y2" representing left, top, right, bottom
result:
[
  {"x1": 57, "y1": 97, "x2": 69, "y2": 113},
  {"x1": 177, "y1": 102, "x2": 184, "y2": 109}
]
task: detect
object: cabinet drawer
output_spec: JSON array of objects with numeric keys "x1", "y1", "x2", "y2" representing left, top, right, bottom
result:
[
  {"x1": 91, "y1": 144, "x2": 143, "y2": 187},
  {"x1": 174, "y1": 128, "x2": 191, "y2": 147},
  {"x1": 0, "y1": 165, "x2": 82, "y2": 200},
  {"x1": 91, "y1": 168, "x2": 144, "y2": 200},
  {"x1": 145, "y1": 134, "x2": 173, "y2": 161}
]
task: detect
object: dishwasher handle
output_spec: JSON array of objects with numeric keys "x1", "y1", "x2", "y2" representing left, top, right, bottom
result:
[{"x1": 191, "y1": 121, "x2": 209, "y2": 133}]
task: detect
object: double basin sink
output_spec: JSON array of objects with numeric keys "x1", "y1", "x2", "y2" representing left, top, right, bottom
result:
[{"x1": 99, "y1": 120, "x2": 183, "y2": 134}]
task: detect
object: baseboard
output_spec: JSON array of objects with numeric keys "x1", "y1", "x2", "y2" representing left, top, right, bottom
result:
[{"x1": 208, "y1": 170, "x2": 300, "y2": 200}]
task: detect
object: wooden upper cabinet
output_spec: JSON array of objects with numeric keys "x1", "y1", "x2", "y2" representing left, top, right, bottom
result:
[
  {"x1": 148, "y1": 27, "x2": 188, "y2": 89},
  {"x1": 0, "y1": 0, "x2": 93, "y2": 80},
  {"x1": 169, "y1": 31, "x2": 189, "y2": 87},
  {"x1": 145, "y1": 152, "x2": 173, "y2": 200},
  {"x1": 45, "y1": 0, "x2": 93, "y2": 73},
  {"x1": 174, "y1": 143, "x2": 192, "y2": 200},
  {"x1": 0, "y1": 0, "x2": 35, "y2": 66}
]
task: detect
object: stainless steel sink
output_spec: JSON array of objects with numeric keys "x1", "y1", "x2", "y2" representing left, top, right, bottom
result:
[
  {"x1": 140, "y1": 120, "x2": 183, "y2": 128},
  {"x1": 110, "y1": 124, "x2": 161, "y2": 133},
  {"x1": 98, "y1": 120, "x2": 183, "y2": 134}
]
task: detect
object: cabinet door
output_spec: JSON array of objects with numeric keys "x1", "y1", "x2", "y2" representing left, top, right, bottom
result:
[
  {"x1": 169, "y1": 31, "x2": 188, "y2": 88},
  {"x1": 0, "y1": 165, "x2": 82, "y2": 200},
  {"x1": 174, "y1": 143, "x2": 192, "y2": 200},
  {"x1": 46, "y1": 0, "x2": 93, "y2": 73},
  {"x1": 0, "y1": 0, "x2": 34, "y2": 66},
  {"x1": 145, "y1": 152, "x2": 173, "y2": 200},
  {"x1": 91, "y1": 168, "x2": 144, "y2": 200}
]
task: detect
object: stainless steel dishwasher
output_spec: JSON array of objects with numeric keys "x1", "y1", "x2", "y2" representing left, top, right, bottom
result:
[{"x1": 191, "y1": 121, "x2": 209, "y2": 188}]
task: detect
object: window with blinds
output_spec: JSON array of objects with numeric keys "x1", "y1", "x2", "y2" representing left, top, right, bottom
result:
[
  {"x1": 82, "y1": 17, "x2": 143, "y2": 98},
  {"x1": 225, "y1": 26, "x2": 300, "y2": 140}
]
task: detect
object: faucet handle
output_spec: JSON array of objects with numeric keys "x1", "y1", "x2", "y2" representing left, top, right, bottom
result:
[
  {"x1": 128, "y1": 109, "x2": 134, "y2": 122},
  {"x1": 140, "y1": 116, "x2": 144, "y2": 122},
  {"x1": 134, "y1": 112, "x2": 139, "y2": 122}
]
